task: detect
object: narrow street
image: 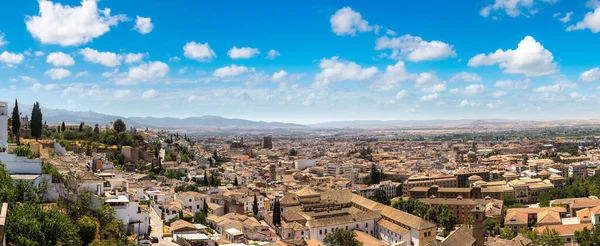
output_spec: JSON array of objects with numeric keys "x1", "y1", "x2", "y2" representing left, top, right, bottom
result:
[{"x1": 149, "y1": 206, "x2": 177, "y2": 246}]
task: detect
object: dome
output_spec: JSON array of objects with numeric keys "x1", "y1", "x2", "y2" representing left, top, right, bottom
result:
[{"x1": 468, "y1": 175, "x2": 483, "y2": 181}]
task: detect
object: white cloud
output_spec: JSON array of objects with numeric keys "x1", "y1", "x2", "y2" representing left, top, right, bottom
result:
[
  {"x1": 486, "y1": 100, "x2": 504, "y2": 108},
  {"x1": 169, "y1": 56, "x2": 181, "y2": 63},
  {"x1": 34, "y1": 51, "x2": 45, "y2": 57},
  {"x1": 480, "y1": 0, "x2": 558, "y2": 18},
  {"x1": 556, "y1": 12, "x2": 573, "y2": 23},
  {"x1": 75, "y1": 71, "x2": 89, "y2": 77},
  {"x1": 581, "y1": 67, "x2": 600, "y2": 82},
  {"x1": 183, "y1": 41, "x2": 216, "y2": 62},
  {"x1": 458, "y1": 99, "x2": 480, "y2": 107},
  {"x1": 569, "y1": 91, "x2": 585, "y2": 100},
  {"x1": 313, "y1": 56, "x2": 378, "y2": 89},
  {"x1": 113, "y1": 90, "x2": 133, "y2": 100},
  {"x1": 414, "y1": 72, "x2": 447, "y2": 93},
  {"x1": 8, "y1": 78, "x2": 17, "y2": 83},
  {"x1": 0, "y1": 52, "x2": 24, "y2": 64},
  {"x1": 125, "y1": 53, "x2": 144, "y2": 64},
  {"x1": 534, "y1": 84, "x2": 561, "y2": 93},
  {"x1": 32, "y1": 82, "x2": 57, "y2": 92},
  {"x1": 79, "y1": 48, "x2": 122, "y2": 67},
  {"x1": 449, "y1": 72, "x2": 482, "y2": 82},
  {"x1": 370, "y1": 61, "x2": 414, "y2": 91},
  {"x1": 25, "y1": 0, "x2": 127, "y2": 46},
  {"x1": 0, "y1": 32, "x2": 7, "y2": 46},
  {"x1": 20, "y1": 76, "x2": 37, "y2": 83},
  {"x1": 375, "y1": 35, "x2": 456, "y2": 62},
  {"x1": 133, "y1": 16, "x2": 153, "y2": 34},
  {"x1": 102, "y1": 68, "x2": 119, "y2": 78},
  {"x1": 468, "y1": 36, "x2": 557, "y2": 77},
  {"x1": 272, "y1": 70, "x2": 288, "y2": 81},
  {"x1": 493, "y1": 78, "x2": 532, "y2": 89},
  {"x1": 330, "y1": 7, "x2": 373, "y2": 36},
  {"x1": 386, "y1": 29, "x2": 397, "y2": 36},
  {"x1": 492, "y1": 91, "x2": 508, "y2": 97},
  {"x1": 567, "y1": 7, "x2": 600, "y2": 32},
  {"x1": 45, "y1": 68, "x2": 71, "y2": 80},
  {"x1": 46, "y1": 52, "x2": 75, "y2": 66},
  {"x1": 267, "y1": 49, "x2": 280, "y2": 59},
  {"x1": 395, "y1": 90, "x2": 407, "y2": 99},
  {"x1": 116, "y1": 61, "x2": 169, "y2": 85},
  {"x1": 420, "y1": 93, "x2": 439, "y2": 101},
  {"x1": 142, "y1": 89, "x2": 158, "y2": 99},
  {"x1": 213, "y1": 64, "x2": 251, "y2": 78},
  {"x1": 228, "y1": 46, "x2": 260, "y2": 59},
  {"x1": 449, "y1": 84, "x2": 486, "y2": 95}
]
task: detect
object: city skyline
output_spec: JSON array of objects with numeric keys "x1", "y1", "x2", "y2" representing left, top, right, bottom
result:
[{"x1": 2, "y1": 0, "x2": 600, "y2": 124}]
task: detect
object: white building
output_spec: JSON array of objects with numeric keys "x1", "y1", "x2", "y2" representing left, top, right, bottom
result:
[
  {"x1": 569, "y1": 163, "x2": 588, "y2": 178},
  {"x1": 295, "y1": 159, "x2": 317, "y2": 170},
  {"x1": 324, "y1": 163, "x2": 353, "y2": 176},
  {"x1": 175, "y1": 191, "x2": 210, "y2": 214},
  {"x1": 105, "y1": 194, "x2": 150, "y2": 235}
]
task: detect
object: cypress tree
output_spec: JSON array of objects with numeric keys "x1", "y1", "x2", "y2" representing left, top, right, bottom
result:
[
  {"x1": 30, "y1": 102, "x2": 43, "y2": 141},
  {"x1": 11, "y1": 99, "x2": 20, "y2": 139},
  {"x1": 234, "y1": 176, "x2": 239, "y2": 186},
  {"x1": 203, "y1": 170, "x2": 209, "y2": 186},
  {"x1": 61, "y1": 122, "x2": 66, "y2": 132},
  {"x1": 253, "y1": 194, "x2": 259, "y2": 216}
]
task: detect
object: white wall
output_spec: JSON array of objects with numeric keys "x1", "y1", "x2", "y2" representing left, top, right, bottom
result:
[{"x1": 0, "y1": 152, "x2": 42, "y2": 174}]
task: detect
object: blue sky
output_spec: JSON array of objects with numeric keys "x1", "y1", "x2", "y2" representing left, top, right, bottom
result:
[{"x1": 2, "y1": 0, "x2": 600, "y2": 124}]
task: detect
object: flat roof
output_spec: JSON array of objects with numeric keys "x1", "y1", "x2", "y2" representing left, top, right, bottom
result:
[
  {"x1": 178, "y1": 234, "x2": 209, "y2": 240},
  {"x1": 105, "y1": 195, "x2": 129, "y2": 203},
  {"x1": 10, "y1": 174, "x2": 40, "y2": 180}
]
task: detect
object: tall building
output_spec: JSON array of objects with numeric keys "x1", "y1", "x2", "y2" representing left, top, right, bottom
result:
[
  {"x1": 263, "y1": 136, "x2": 273, "y2": 149},
  {"x1": 472, "y1": 205, "x2": 485, "y2": 246},
  {"x1": 0, "y1": 102, "x2": 7, "y2": 151}
]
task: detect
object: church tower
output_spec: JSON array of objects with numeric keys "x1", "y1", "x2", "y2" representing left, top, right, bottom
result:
[{"x1": 471, "y1": 204, "x2": 485, "y2": 246}]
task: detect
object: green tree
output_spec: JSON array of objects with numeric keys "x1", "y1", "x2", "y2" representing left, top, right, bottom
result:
[
  {"x1": 323, "y1": 229, "x2": 363, "y2": 246},
  {"x1": 77, "y1": 215, "x2": 98, "y2": 245},
  {"x1": 370, "y1": 164, "x2": 382, "y2": 184},
  {"x1": 11, "y1": 99, "x2": 20, "y2": 143},
  {"x1": 485, "y1": 217, "x2": 500, "y2": 236},
  {"x1": 194, "y1": 212, "x2": 206, "y2": 224},
  {"x1": 61, "y1": 121, "x2": 66, "y2": 132},
  {"x1": 94, "y1": 124, "x2": 99, "y2": 133},
  {"x1": 202, "y1": 200, "x2": 209, "y2": 216},
  {"x1": 233, "y1": 176, "x2": 239, "y2": 186},
  {"x1": 370, "y1": 189, "x2": 390, "y2": 205},
  {"x1": 288, "y1": 148, "x2": 298, "y2": 156},
  {"x1": 30, "y1": 102, "x2": 43, "y2": 141},
  {"x1": 522, "y1": 227, "x2": 562, "y2": 246},
  {"x1": 6, "y1": 204, "x2": 82, "y2": 246},
  {"x1": 253, "y1": 194, "x2": 259, "y2": 216},
  {"x1": 574, "y1": 226, "x2": 600, "y2": 246},
  {"x1": 503, "y1": 195, "x2": 526, "y2": 208},
  {"x1": 273, "y1": 198, "x2": 281, "y2": 225},
  {"x1": 500, "y1": 226, "x2": 515, "y2": 240},
  {"x1": 113, "y1": 119, "x2": 126, "y2": 133},
  {"x1": 392, "y1": 198, "x2": 428, "y2": 217},
  {"x1": 203, "y1": 170, "x2": 209, "y2": 186}
]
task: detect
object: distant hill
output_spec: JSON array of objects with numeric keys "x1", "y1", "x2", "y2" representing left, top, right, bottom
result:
[{"x1": 12, "y1": 105, "x2": 306, "y2": 130}]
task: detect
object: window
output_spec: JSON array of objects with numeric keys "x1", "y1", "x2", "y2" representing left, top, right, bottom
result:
[
  {"x1": 366, "y1": 223, "x2": 369, "y2": 228},
  {"x1": 320, "y1": 230, "x2": 322, "y2": 235}
]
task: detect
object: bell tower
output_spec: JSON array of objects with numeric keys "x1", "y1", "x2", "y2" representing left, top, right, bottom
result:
[{"x1": 472, "y1": 204, "x2": 485, "y2": 246}]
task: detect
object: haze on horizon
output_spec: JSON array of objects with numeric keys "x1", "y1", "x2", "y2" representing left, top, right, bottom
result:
[{"x1": 2, "y1": 0, "x2": 600, "y2": 124}]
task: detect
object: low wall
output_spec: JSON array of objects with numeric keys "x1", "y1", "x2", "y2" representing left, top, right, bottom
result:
[{"x1": 0, "y1": 152, "x2": 42, "y2": 174}]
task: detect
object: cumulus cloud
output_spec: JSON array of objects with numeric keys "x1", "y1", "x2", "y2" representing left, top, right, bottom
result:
[
  {"x1": 375, "y1": 34, "x2": 456, "y2": 62},
  {"x1": 458, "y1": 99, "x2": 480, "y2": 107},
  {"x1": 449, "y1": 84, "x2": 486, "y2": 95},
  {"x1": 492, "y1": 91, "x2": 508, "y2": 97},
  {"x1": 213, "y1": 64, "x2": 251, "y2": 78},
  {"x1": 0, "y1": 51, "x2": 24, "y2": 64},
  {"x1": 79, "y1": 48, "x2": 122, "y2": 67},
  {"x1": 330, "y1": 7, "x2": 373, "y2": 36},
  {"x1": 133, "y1": 16, "x2": 153, "y2": 34},
  {"x1": 32, "y1": 82, "x2": 57, "y2": 92},
  {"x1": 46, "y1": 52, "x2": 75, "y2": 66},
  {"x1": 0, "y1": 32, "x2": 7, "y2": 46},
  {"x1": 272, "y1": 70, "x2": 288, "y2": 81},
  {"x1": 142, "y1": 89, "x2": 158, "y2": 99},
  {"x1": 34, "y1": 51, "x2": 45, "y2": 57},
  {"x1": 567, "y1": 6, "x2": 600, "y2": 32},
  {"x1": 116, "y1": 61, "x2": 169, "y2": 85},
  {"x1": 267, "y1": 49, "x2": 280, "y2": 59},
  {"x1": 414, "y1": 72, "x2": 447, "y2": 93},
  {"x1": 395, "y1": 90, "x2": 407, "y2": 99},
  {"x1": 313, "y1": 56, "x2": 378, "y2": 89},
  {"x1": 75, "y1": 71, "x2": 89, "y2": 77},
  {"x1": 25, "y1": 0, "x2": 127, "y2": 46},
  {"x1": 449, "y1": 72, "x2": 482, "y2": 82},
  {"x1": 420, "y1": 93, "x2": 439, "y2": 101},
  {"x1": 493, "y1": 78, "x2": 532, "y2": 89},
  {"x1": 113, "y1": 90, "x2": 133, "y2": 100},
  {"x1": 45, "y1": 68, "x2": 71, "y2": 80},
  {"x1": 468, "y1": 36, "x2": 557, "y2": 77},
  {"x1": 534, "y1": 84, "x2": 562, "y2": 93},
  {"x1": 125, "y1": 53, "x2": 144, "y2": 64},
  {"x1": 183, "y1": 41, "x2": 216, "y2": 62},
  {"x1": 20, "y1": 76, "x2": 37, "y2": 83},
  {"x1": 370, "y1": 61, "x2": 414, "y2": 91},
  {"x1": 228, "y1": 46, "x2": 260, "y2": 59},
  {"x1": 581, "y1": 67, "x2": 600, "y2": 82},
  {"x1": 480, "y1": 0, "x2": 558, "y2": 18}
]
